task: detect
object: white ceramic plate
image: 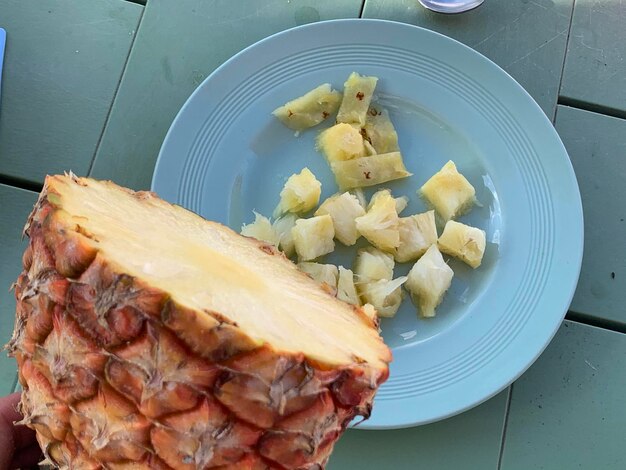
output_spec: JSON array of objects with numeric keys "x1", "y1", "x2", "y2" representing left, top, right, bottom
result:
[{"x1": 152, "y1": 19, "x2": 583, "y2": 429}]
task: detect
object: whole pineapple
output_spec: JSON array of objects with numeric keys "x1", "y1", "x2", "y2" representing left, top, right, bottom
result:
[{"x1": 7, "y1": 174, "x2": 391, "y2": 469}]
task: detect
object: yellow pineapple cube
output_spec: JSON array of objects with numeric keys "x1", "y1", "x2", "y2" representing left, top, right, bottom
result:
[
  {"x1": 359, "y1": 277, "x2": 407, "y2": 318},
  {"x1": 363, "y1": 106, "x2": 399, "y2": 154},
  {"x1": 298, "y1": 262, "x2": 339, "y2": 292},
  {"x1": 317, "y1": 123, "x2": 366, "y2": 163},
  {"x1": 272, "y1": 83, "x2": 342, "y2": 131},
  {"x1": 438, "y1": 220, "x2": 486, "y2": 268},
  {"x1": 314, "y1": 192, "x2": 365, "y2": 246},
  {"x1": 331, "y1": 152, "x2": 411, "y2": 190},
  {"x1": 241, "y1": 212, "x2": 278, "y2": 245},
  {"x1": 337, "y1": 266, "x2": 360, "y2": 305},
  {"x1": 367, "y1": 189, "x2": 408, "y2": 215},
  {"x1": 405, "y1": 244, "x2": 454, "y2": 318},
  {"x1": 354, "y1": 247, "x2": 394, "y2": 283},
  {"x1": 275, "y1": 167, "x2": 322, "y2": 216},
  {"x1": 394, "y1": 210, "x2": 438, "y2": 263},
  {"x1": 336, "y1": 72, "x2": 378, "y2": 126},
  {"x1": 420, "y1": 160, "x2": 476, "y2": 221},
  {"x1": 272, "y1": 213, "x2": 298, "y2": 257},
  {"x1": 355, "y1": 190, "x2": 399, "y2": 251},
  {"x1": 291, "y1": 215, "x2": 335, "y2": 261}
]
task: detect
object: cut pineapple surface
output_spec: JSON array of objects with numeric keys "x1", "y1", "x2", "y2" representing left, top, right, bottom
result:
[
  {"x1": 420, "y1": 160, "x2": 476, "y2": 221},
  {"x1": 395, "y1": 211, "x2": 438, "y2": 263},
  {"x1": 336, "y1": 72, "x2": 378, "y2": 126},
  {"x1": 298, "y1": 262, "x2": 339, "y2": 291},
  {"x1": 240, "y1": 211, "x2": 278, "y2": 245},
  {"x1": 337, "y1": 266, "x2": 360, "y2": 305},
  {"x1": 438, "y1": 220, "x2": 486, "y2": 268},
  {"x1": 331, "y1": 152, "x2": 411, "y2": 190},
  {"x1": 10, "y1": 176, "x2": 391, "y2": 470},
  {"x1": 317, "y1": 123, "x2": 366, "y2": 163},
  {"x1": 275, "y1": 167, "x2": 321, "y2": 216},
  {"x1": 292, "y1": 214, "x2": 335, "y2": 261},
  {"x1": 354, "y1": 247, "x2": 394, "y2": 283},
  {"x1": 272, "y1": 213, "x2": 298, "y2": 257},
  {"x1": 359, "y1": 277, "x2": 407, "y2": 318},
  {"x1": 363, "y1": 106, "x2": 399, "y2": 154},
  {"x1": 27, "y1": 176, "x2": 387, "y2": 369},
  {"x1": 272, "y1": 83, "x2": 342, "y2": 131},
  {"x1": 315, "y1": 192, "x2": 365, "y2": 246},
  {"x1": 406, "y1": 244, "x2": 454, "y2": 318},
  {"x1": 355, "y1": 189, "x2": 400, "y2": 252}
]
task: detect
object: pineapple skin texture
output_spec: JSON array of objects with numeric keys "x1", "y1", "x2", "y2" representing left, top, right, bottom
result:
[{"x1": 7, "y1": 175, "x2": 390, "y2": 470}]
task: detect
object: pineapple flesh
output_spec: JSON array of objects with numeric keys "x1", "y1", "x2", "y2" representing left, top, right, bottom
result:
[
  {"x1": 336, "y1": 72, "x2": 378, "y2": 126},
  {"x1": 331, "y1": 152, "x2": 412, "y2": 190},
  {"x1": 314, "y1": 192, "x2": 365, "y2": 246},
  {"x1": 241, "y1": 211, "x2": 278, "y2": 246},
  {"x1": 438, "y1": 220, "x2": 486, "y2": 268},
  {"x1": 272, "y1": 83, "x2": 342, "y2": 131},
  {"x1": 362, "y1": 107, "x2": 399, "y2": 154},
  {"x1": 317, "y1": 123, "x2": 366, "y2": 163},
  {"x1": 297, "y1": 262, "x2": 339, "y2": 294},
  {"x1": 394, "y1": 210, "x2": 438, "y2": 263},
  {"x1": 273, "y1": 213, "x2": 298, "y2": 258},
  {"x1": 355, "y1": 189, "x2": 400, "y2": 252},
  {"x1": 358, "y1": 277, "x2": 407, "y2": 318},
  {"x1": 420, "y1": 160, "x2": 476, "y2": 221},
  {"x1": 336, "y1": 266, "x2": 360, "y2": 306},
  {"x1": 354, "y1": 247, "x2": 395, "y2": 283},
  {"x1": 8, "y1": 175, "x2": 390, "y2": 470},
  {"x1": 275, "y1": 167, "x2": 322, "y2": 216},
  {"x1": 405, "y1": 244, "x2": 454, "y2": 318},
  {"x1": 291, "y1": 214, "x2": 335, "y2": 261}
]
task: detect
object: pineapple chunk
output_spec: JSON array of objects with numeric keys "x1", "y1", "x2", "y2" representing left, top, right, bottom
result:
[
  {"x1": 337, "y1": 266, "x2": 360, "y2": 305},
  {"x1": 273, "y1": 213, "x2": 298, "y2": 257},
  {"x1": 363, "y1": 106, "x2": 399, "y2": 154},
  {"x1": 354, "y1": 247, "x2": 394, "y2": 283},
  {"x1": 331, "y1": 152, "x2": 412, "y2": 190},
  {"x1": 438, "y1": 220, "x2": 486, "y2": 268},
  {"x1": 317, "y1": 123, "x2": 366, "y2": 163},
  {"x1": 406, "y1": 244, "x2": 454, "y2": 318},
  {"x1": 275, "y1": 168, "x2": 321, "y2": 216},
  {"x1": 355, "y1": 190, "x2": 399, "y2": 252},
  {"x1": 394, "y1": 210, "x2": 438, "y2": 263},
  {"x1": 420, "y1": 160, "x2": 476, "y2": 221},
  {"x1": 241, "y1": 212, "x2": 278, "y2": 245},
  {"x1": 367, "y1": 189, "x2": 408, "y2": 215},
  {"x1": 272, "y1": 83, "x2": 342, "y2": 131},
  {"x1": 360, "y1": 277, "x2": 407, "y2": 318},
  {"x1": 291, "y1": 215, "x2": 335, "y2": 261},
  {"x1": 314, "y1": 192, "x2": 365, "y2": 246},
  {"x1": 336, "y1": 72, "x2": 378, "y2": 126},
  {"x1": 298, "y1": 262, "x2": 339, "y2": 292},
  {"x1": 351, "y1": 188, "x2": 368, "y2": 209}
]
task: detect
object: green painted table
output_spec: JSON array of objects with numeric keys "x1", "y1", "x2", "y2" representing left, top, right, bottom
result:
[{"x1": 1, "y1": 0, "x2": 625, "y2": 468}]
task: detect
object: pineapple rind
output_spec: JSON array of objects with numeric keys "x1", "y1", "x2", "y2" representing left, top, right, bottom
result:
[
  {"x1": 420, "y1": 160, "x2": 476, "y2": 221},
  {"x1": 405, "y1": 244, "x2": 454, "y2": 318},
  {"x1": 272, "y1": 83, "x2": 342, "y2": 131},
  {"x1": 438, "y1": 220, "x2": 486, "y2": 268},
  {"x1": 336, "y1": 72, "x2": 378, "y2": 126}
]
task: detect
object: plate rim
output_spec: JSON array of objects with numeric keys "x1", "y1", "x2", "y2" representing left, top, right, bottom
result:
[{"x1": 152, "y1": 18, "x2": 584, "y2": 429}]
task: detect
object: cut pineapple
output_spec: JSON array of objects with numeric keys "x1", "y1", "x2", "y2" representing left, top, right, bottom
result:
[
  {"x1": 367, "y1": 189, "x2": 408, "y2": 215},
  {"x1": 337, "y1": 266, "x2": 360, "y2": 305},
  {"x1": 351, "y1": 188, "x2": 368, "y2": 209},
  {"x1": 291, "y1": 215, "x2": 335, "y2": 261},
  {"x1": 298, "y1": 262, "x2": 339, "y2": 293},
  {"x1": 354, "y1": 247, "x2": 394, "y2": 283},
  {"x1": 317, "y1": 123, "x2": 366, "y2": 163},
  {"x1": 359, "y1": 277, "x2": 407, "y2": 318},
  {"x1": 275, "y1": 167, "x2": 321, "y2": 216},
  {"x1": 438, "y1": 220, "x2": 486, "y2": 268},
  {"x1": 336, "y1": 72, "x2": 378, "y2": 126},
  {"x1": 10, "y1": 175, "x2": 391, "y2": 470},
  {"x1": 405, "y1": 244, "x2": 454, "y2": 318},
  {"x1": 394, "y1": 210, "x2": 438, "y2": 263},
  {"x1": 241, "y1": 212, "x2": 278, "y2": 245},
  {"x1": 355, "y1": 190, "x2": 399, "y2": 252},
  {"x1": 272, "y1": 213, "x2": 298, "y2": 257},
  {"x1": 314, "y1": 192, "x2": 365, "y2": 246},
  {"x1": 363, "y1": 106, "x2": 399, "y2": 154},
  {"x1": 420, "y1": 160, "x2": 476, "y2": 221},
  {"x1": 331, "y1": 152, "x2": 411, "y2": 190},
  {"x1": 395, "y1": 196, "x2": 409, "y2": 215},
  {"x1": 272, "y1": 83, "x2": 342, "y2": 131},
  {"x1": 361, "y1": 303, "x2": 378, "y2": 321}
]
